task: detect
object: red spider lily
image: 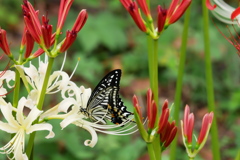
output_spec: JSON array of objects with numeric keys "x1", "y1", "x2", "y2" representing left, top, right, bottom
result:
[
  {"x1": 197, "y1": 112, "x2": 214, "y2": 144},
  {"x1": 24, "y1": 31, "x2": 35, "y2": 58},
  {"x1": 57, "y1": 0, "x2": 74, "y2": 33},
  {"x1": 41, "y1": 16, "x2": 53, "y2": 49},
  {"x1": 231, "y1": 7, "x2": 240, "y2": 20},
  {"x1": 157, "y1": 100, "x2": 177, "y2": 150},
  {"x1": 0, "y1": 29, "x2": 12, "y2": 57},
  {"x1": 157, "y1": 5, "x2": 167, "y2": 33},
  {"x1": 136, "y1": 0, "x2": 150, "y2": 17},
  {"x1": 22, "y1": 0, "x2": 54, "y2": 50},
  {"x1": 205, "y1": 0, "x2": 217, "y2": 11},
  {"x1": 146, "y1": 89, "x2": 157, "y2": 129},
  {"x1": 119, "y1": 0, "x2": 147, "y2": 32},
  {"x1": 132, "y1": 95, "x2": 143, "y2": 121},
  {"x1": 165, "y1": 0, "x2": 192, "y2": 25},
  {"x1": 59, "y1": 10, "x2": 88, "y2": 53},
  {"x1": 157, "y1": 100, "x2": 170, "y2": 134},
  {"x1": 132, "y1": 89, "x2": 177, "y2": 149},
  {"x1": 160, "y1": 121, "x2": 177, "y2": 149},
  {"x1": 182, "y1": 105, "x2": 194, "y2": 144},
  {"x1": 181, "y1": 105, "x2": 214, "y2": 158},
  {"x1": 22, "y1": 0, "x2": 42, "y2": 44}
]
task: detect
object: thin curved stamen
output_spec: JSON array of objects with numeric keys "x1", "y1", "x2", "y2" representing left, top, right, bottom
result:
[{"x1": 69, "y1": 57, "x2": 80, "y2": 79}]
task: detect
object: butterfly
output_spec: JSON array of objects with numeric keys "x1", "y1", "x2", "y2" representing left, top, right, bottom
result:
[{"x1": 80, "y1": 69, "x2": 133, "y2": 124}]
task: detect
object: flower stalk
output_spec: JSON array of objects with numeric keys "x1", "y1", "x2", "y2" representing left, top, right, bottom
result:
[
  {"x1": 133, "y1": 90, "x2": 177, "y2": 160},
  {"x1": 202, "y1": 1, "x2": 221, "y2": 159},
  {"x1": 169, "y1": 5, "x2": 191, "y2": 160}
]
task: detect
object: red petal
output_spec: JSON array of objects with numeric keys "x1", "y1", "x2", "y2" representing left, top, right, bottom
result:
[
  {"x1": 206, "y1": 0, "x2": 217, "y2": 11},
  {"x1": 231, "y1": 7, "x2": 240, "y2": 20}
]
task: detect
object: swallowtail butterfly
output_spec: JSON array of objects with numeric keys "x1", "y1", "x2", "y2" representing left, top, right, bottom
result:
[{"x1": 80, "y1": 69, "x2": 132, "y2": 124}]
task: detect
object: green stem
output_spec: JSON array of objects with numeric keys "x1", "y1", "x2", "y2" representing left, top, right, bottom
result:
[
  {"x1": 147, "y1": 143, "x2": 157, "y2": 160},
  {"x1": 202, "y1": 1, "x2": 221, "y2": 160},
  {"x1": 152, "y1": 40, "x2": 159, "y2": 106},
  {"x1": 26, "y1": 57, "x2": 55, "y2": 159},
  {"x1": 147, "y1": 37, "x2": 159, "y2": 106},
  {"x1": 13, "y1": 69, "x2": 20, "y2": 108},
  {"x1": 152, "y1": 135, "x2": 161, "y2": 160},
  {"x1": 36, "y1": 57, "x2": 55, "y2": 110},
  {"x1": 169, "y1": 5, "x2": 191, "y2": 160}
]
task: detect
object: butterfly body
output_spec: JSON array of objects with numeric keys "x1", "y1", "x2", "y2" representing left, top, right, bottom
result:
[{"x1": 80, "y1": 69, "x2": 132, "y2": 124}]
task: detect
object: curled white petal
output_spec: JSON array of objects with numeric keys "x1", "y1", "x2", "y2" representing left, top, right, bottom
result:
[
  {"x1": 58, "y1": 98, "x2": 78, "y2": 113},
  {"x1": 81, "y1": 124, "x2": 98, "y2": 148},
  {"x1": 27, "y1": 123, "x2": 55, "y2": 139}
]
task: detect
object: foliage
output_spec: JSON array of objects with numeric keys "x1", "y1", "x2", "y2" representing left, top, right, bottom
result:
[{"x1": 0, "y1": 0, "x2": 239, "y2": 159}]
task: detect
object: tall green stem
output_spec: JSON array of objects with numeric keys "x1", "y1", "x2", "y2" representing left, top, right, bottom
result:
[
  {"x1": 147, "y1": 37, "x2": 159, "y2": 106},
  {"x1": 147, "y1": 143, "x2": 156, "y2": 160},
  {"x1": 26, "y1": 57, "x2": 55, "y2": 159},
  {"x1": 13, "y1": 69, "x2": 20, "y2": 108},
  {"x1": 202, "y1": 1, "x2": 221, "y2": 160},
  {"x1": 169, "y1": 6, "x2": 191, "y2": 160}
]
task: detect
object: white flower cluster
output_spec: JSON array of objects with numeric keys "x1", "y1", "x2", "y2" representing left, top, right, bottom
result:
[{"x1": 0, "y1": 56, "x2": 136, "y2": 160}]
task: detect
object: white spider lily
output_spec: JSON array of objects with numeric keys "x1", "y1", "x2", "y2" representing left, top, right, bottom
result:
[
  {"x1": 211, "y1": 0, "x2": 240, "y2": 25},
  {"x1": 0, "y1": 70, "x2": 15, "y2": 97},
  {"x1": 42, "y1": 84, "x2": 137, "y2": 148},
  {"x1": 15, "y1": 58, "x2": 70, "y2": 105},
  {"x1": 0, "y1": 97, "x2": 55, "y2": 160}
]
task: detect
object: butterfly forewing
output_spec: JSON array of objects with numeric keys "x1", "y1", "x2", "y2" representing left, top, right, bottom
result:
[{"x1": 83, "y1": 69, "x2": 133, "y2": 124}]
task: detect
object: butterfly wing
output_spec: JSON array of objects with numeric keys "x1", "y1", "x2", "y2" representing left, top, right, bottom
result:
[{"x1": 84, "y1": 69, "x2": 132, "y2": 124}]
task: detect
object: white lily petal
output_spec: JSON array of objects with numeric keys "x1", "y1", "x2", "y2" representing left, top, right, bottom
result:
[
  {"x1": 0, "y1": 121, "x2": 18, "y2": 133},
  {"x1": 26, "y1": 123, "x2": 55, "y2": 139},
  {"x1": 1, "y1": 70, "x2": 15, "y2": 89},
  {"x1": 27, "y1": 90, "x2": 39, "y2": 105},
  {"x1": 0, "y1": 97, "x2": 8, "y2": 105},
  {"x1": 81, "y1": 124, "x2": 98, "y2": 148},
  {"x1": 40, "y1": 103, "x2": 60, "y2": 120},
  {"x1": 16, "y1": 98, "x2": 27, "y2": 124},
  {"x1": 58, "y1": 98, "x2": 78, "y2": 113},
  {"x1": 0, "y1": 103, "x2": 19, "y2": 127},
  {"x1": 23, "y1": 106, "x2": 43, "y2": 129},
  {"x1": 47, "y1": 71, "x2": 70, "y2": 93},
  {"x1": 60, "y1": 113, "x2": 81, "y2": 129}
]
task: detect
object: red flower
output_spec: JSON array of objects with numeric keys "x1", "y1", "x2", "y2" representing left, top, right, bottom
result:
[
  {"x1": 24, "y1": 30, "x2": 35, "y2": 58},
  {"x1": 205, "y1": 0, "x2": 217, "y2": 11},
  {"x1": 181, "y1": 105, "x2": 214, "y2": 149},
  {"x1": 22, "y1": 0, "x2": 54, "y2": 50},
  {"x1": 41, "y1": 16, "x2": 53, "y2": 49},
  {"x1": 136, "y1": 0, "x2": 150, "y2": 17},
  {"x1": 182, "y1": 105, "x2": 194, "y2": 144},
  {"x1": 157, "y1": 100, "x2": 177, "y2": 150},
  {"x1": 57, "y1": 0, "x2": 74, "y2": 32},
  {"x1": 0, "y1": 29, "x2": 11, "y2": 56},
  {"x1": 146, "y1": 89, "x2": 157, "y2": 129},
  {"x1": 132, "y1": 95, "x2": 143, "y2": 121},
  {"x1": 22, "y1": 0, "x2": 42, "y2": 44},
  {"x1": 160, "y1": 121, "x2": 177, "y2": 149},
  {"x1": 197, "y1": 112, "x2": 213, "y2": 144},
  {"x1": 120, "y1": 0, "x2": 147, "y2": 32},
  {"x1": 157, "y1": 5, "x2": 167, "y2": 33},
  {"x1": 231, "y1": 7, "x2": 240, "y2": 20},
  {"x1": 59, "y1": 10, "x2": 88, "y2": 53},
  {"x1": 166, "y1": 0, "x2": 192, "y2": 25}
]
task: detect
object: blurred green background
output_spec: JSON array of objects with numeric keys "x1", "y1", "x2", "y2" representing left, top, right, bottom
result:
[{"x1": 0, "y1": 0, "x2": 239, "y2": 160}]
